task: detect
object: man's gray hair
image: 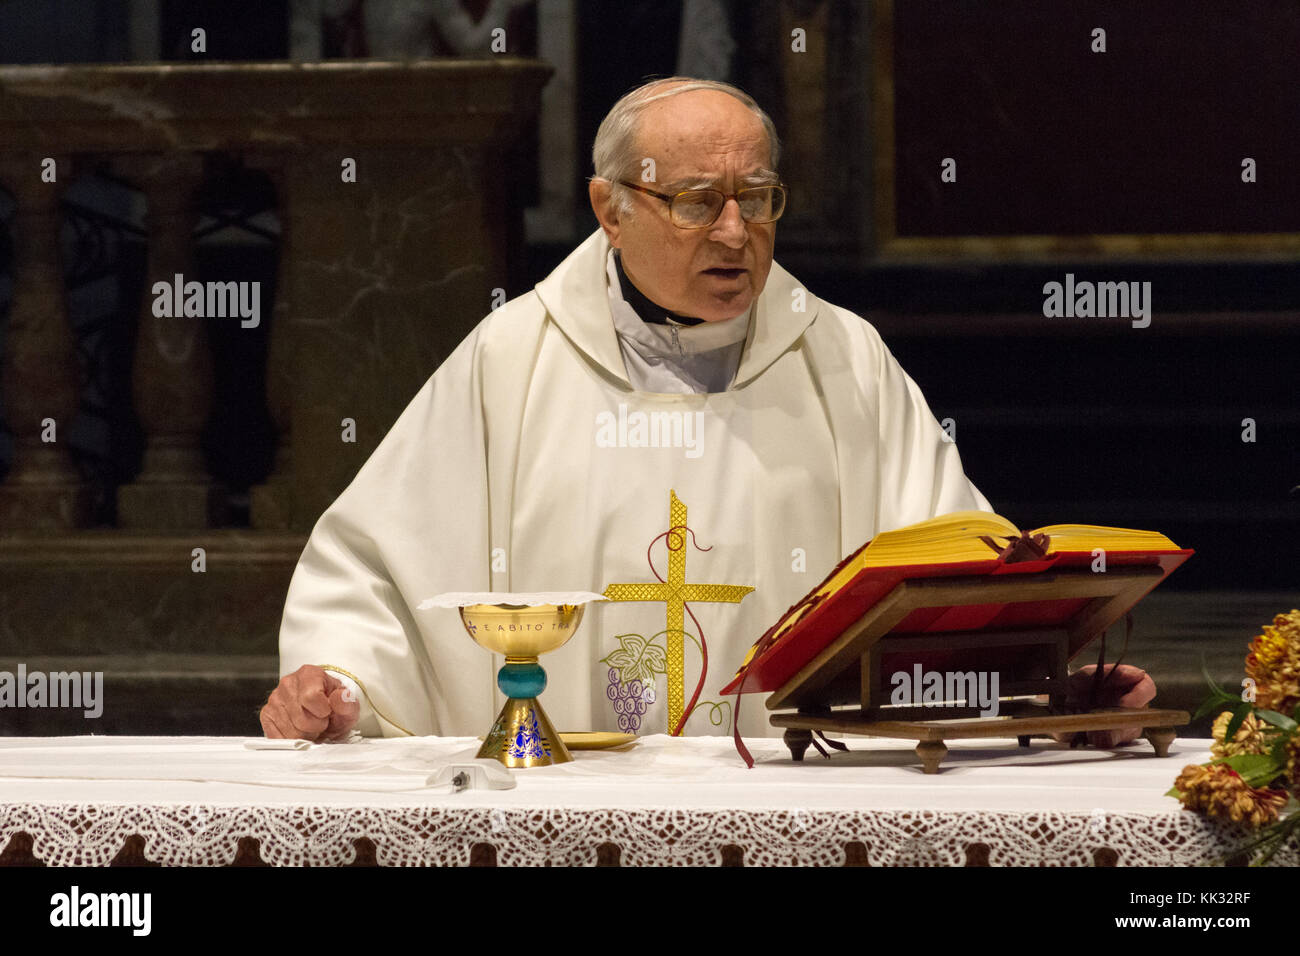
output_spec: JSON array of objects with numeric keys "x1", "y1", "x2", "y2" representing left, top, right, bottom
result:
[{"x1": 592, "y1": 76, "x2": 781, "y2": 216}]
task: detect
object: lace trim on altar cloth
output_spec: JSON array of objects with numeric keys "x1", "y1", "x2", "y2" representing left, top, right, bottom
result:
[{"x1": 3, "y1": 804, "x2": 1295, "y2": 867}]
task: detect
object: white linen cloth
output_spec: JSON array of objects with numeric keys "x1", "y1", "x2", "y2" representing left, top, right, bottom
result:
[
  {"x1": 1, "y1": 735, "x2": 1285, "y2": 866},
  {"x1": 0, "y1": 733, "x2": 1210, "y2": 809}
]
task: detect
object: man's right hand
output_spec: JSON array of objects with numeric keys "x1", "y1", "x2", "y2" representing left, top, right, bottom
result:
[{"x1": 260, "y1": 664, "x2": 360, "y2": 741}]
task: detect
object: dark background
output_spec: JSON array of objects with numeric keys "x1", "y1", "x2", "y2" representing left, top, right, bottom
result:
[{"x1": 0, "y1": 1, "x2": 1295, "y2": 590}]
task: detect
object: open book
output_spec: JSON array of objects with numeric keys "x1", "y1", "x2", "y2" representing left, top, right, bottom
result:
[{"x1": 720, "y1": 511, "x2": 1192, "y2": 696}]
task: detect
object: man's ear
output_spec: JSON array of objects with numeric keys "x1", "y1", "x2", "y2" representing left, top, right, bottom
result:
[{"x1": 589, "y1": 178, "x2": 623, "y2": 247}]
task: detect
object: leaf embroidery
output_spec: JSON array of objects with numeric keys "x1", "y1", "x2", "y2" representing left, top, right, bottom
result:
[{"x1": 601, "y1": 633, "x2": 667, "y2": 685}]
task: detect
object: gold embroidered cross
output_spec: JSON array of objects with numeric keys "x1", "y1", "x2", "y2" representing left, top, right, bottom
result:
[{"x1": 602, "y1": 489, "x2": 753, "y2": 733}]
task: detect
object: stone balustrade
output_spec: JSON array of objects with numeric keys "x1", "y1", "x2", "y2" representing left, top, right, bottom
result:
[
  {"x1": 0, "y1": 58, "x2": 550, "y2": 531},
  {"x1": 0, "y1": 60, "x2": 549, "y2": 734}
]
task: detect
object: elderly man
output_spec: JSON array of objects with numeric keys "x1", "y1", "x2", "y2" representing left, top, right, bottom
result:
[{"x1": 261, "y1": 76, "x2": 991, "y2": 743}]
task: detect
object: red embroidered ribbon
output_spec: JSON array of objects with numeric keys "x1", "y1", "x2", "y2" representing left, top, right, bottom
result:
[
  {"x1": 1069, "y1": 612, "x2": 1135, "y2": 748},
  {"x1": 731, "y1": 593, "x2": 828, "y2": 768}
]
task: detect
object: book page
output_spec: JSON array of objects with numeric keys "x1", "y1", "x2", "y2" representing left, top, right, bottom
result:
[
  {"x1": 861, "y1": 510, "x2": 1019, "y2": 567},
  {"x1": 1030, "y1": 524, "x2": 1180, "y2": 553}
]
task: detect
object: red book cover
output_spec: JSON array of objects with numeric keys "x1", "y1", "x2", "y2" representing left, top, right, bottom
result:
[{"x1": 720, "y1": 544, "x2": 1193, "y2": 698}]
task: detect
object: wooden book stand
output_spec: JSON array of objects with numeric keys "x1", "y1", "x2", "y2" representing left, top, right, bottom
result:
[{"x1": 766, "y1": 565, "x2": 1189, "y2": 773}]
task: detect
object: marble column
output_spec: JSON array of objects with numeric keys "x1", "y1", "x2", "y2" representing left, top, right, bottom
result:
[
  {"x1": 115, "y1": 152, "x2": 225, "y2": 529},
  {"x1": 248, "y1": 153, "x2": 294, "y2": 531},
  {"x1": 525, "y1": 0, "x2": 578, "y2": 244},
  {"x1": 0, "y1": 154, "x2": 92, "y2": 529}
]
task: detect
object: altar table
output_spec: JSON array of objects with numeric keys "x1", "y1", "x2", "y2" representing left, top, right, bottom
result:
[{"x1": 0, "y1": 734, "x2": 1287, "y2": 867}]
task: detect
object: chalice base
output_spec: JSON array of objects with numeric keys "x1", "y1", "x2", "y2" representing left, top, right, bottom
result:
[{"x1": 478, "y1": 696, "x2": 573, "y2": 767}]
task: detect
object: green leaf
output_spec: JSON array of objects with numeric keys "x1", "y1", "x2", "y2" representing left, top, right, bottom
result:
[
  {"x1": 1165, "y1": 786, "x2": 1185, "y2": 799},
  {"x1": 1200, "y1": 656, "x2": 1230, "y2": 698},
  {"x1": 1194, "y1": 696, "x2": 1237, "y2": 722},
  {"x1": 1224, "y1": 701, "x2": 1253, "y2": 742},
  {"x1": 1221, "y1": 753, "x2": 1285, "y2": 788},
  {"x1": 1254, "y1": 709, "x2": 1299, "y2": 734},
  {"x1": 1253, "y1": 814, "x2": 1300, "y2": 867},
  {"x1": 1270, "y1": 735, "x2": 1291, "y2": 763},
  {"x1": 1193, "y1": 660, "x2": 1243, "y2": 721}
]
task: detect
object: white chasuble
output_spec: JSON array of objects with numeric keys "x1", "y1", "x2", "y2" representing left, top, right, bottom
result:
[{"x1": 278, "y1": 228, "x2": 992, "y2": 740}]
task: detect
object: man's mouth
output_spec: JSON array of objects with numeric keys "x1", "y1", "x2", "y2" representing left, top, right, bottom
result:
[{"x1": 703, "y1": 267, "x2": 746, "y2": 279}]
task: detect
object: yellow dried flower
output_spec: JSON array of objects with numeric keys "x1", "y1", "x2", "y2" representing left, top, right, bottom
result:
[
  {"x1": 1174, "y1": 764, "x2": 1287, "y2": 828},
  {"x1": 1250, "y1": 628, "x2": 1287, "y2": 669},
  {"x1": 1244, "y1": 609, "x2": 1300, "y2": 715},
  {"x1": 1210, "y1": 710, "x2": 1271, "y2": 758}
]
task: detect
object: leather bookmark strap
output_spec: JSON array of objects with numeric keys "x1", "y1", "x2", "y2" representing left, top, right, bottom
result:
[{"x1": 980, "y1": 532, "x2": 1051, "y2": 563}]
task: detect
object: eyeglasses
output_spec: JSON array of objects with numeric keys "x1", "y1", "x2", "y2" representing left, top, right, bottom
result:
[{"x1": 615, "y1": 179, "x2": 787, "y2": 229}]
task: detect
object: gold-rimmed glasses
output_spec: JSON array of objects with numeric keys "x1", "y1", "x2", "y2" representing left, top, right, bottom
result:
[{"x1": 615, "y1": 179, "x2": 787, "y2": 229}]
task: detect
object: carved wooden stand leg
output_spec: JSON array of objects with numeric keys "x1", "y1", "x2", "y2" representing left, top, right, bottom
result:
[
  {"x1": 784, "y1": 727, "x2": 813, "y2": 762},
  {"x1": 916, "y1": 740, "x2": 948, "y2": 774},
  {"x1": 1144, "y1": 726, "x2": 1176, "y2": 757}
]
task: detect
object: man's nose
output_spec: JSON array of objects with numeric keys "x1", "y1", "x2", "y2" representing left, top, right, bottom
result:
[{"x1": 709, "y1": 197, "x2": 748, "y2": 246}]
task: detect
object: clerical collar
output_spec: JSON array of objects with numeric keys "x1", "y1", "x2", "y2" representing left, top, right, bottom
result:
[
  {"x1": 605, "y1": 249, "x2": 751, "y2": 393},
  {"x1": 613, "y1": 251, "x2": 705, "y2": 327}
]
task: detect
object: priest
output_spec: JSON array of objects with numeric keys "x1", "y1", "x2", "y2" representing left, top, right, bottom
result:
[{"x1": 261, "y1": 76, "x2": 992, "y2": 743}]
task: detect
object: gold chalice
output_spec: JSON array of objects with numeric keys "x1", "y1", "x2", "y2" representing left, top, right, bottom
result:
[
  {"x1": 443, "y1": 594, "x2": 603, "y2": 768},
  {"x1": 420, "y1": 591, "x2": 605, "y2": 768}
]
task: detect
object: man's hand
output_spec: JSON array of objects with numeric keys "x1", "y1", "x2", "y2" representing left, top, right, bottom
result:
[
  {"x1": 1052, "y1": 663, "x2": 1157, "y2": 748},
  {"x1": 260, "y1": 665, "x2": 360, "y2": 741}
]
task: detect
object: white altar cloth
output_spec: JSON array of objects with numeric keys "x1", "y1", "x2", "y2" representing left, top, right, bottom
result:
[{"x1": 0, "y1": 734, "x2": 1287, "y2": 866}]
